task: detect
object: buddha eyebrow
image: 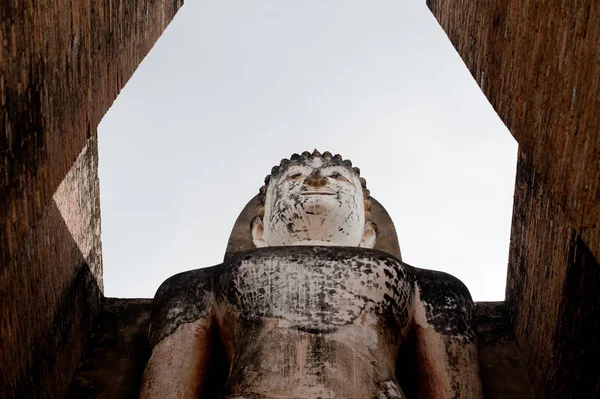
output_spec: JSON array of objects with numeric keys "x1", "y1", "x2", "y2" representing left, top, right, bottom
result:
[
  {"x1": 283, "y1": 166, "x2": 311, "y2": 176},
  {"x1": 322, "y1": 167, "x2": 352, "y2": 178},
  {"x1": 275, "y1": 168, "x2": 307, "y2": 185}
]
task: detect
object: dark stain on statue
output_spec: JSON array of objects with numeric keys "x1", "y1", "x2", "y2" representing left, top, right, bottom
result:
[{"x1": 413, "y1": 267, "x2": 476, "y2": 343}]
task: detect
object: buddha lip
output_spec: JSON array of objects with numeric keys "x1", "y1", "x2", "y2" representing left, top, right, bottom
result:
[{"x1": 301, "y1": 191, "x2": 336, "y2": 195}]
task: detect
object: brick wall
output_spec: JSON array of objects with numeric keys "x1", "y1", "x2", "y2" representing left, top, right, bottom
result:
[
  {"x1": 426, "y1": 0, "x2": 599, "y2": 260},
  {"x1": 427, "y1": 1, "x2": 600, "y2": 397},
  {"x1": 0, "y1": 0, "x2": 182, "y2": 397},
  {"x1": 508, "y1": 150, "x2": 600, "y2": 397}
]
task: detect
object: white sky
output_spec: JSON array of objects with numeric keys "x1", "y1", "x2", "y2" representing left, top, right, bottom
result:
[{"x1": 98, "y1": 1, "x2": 517, "y2": 301}]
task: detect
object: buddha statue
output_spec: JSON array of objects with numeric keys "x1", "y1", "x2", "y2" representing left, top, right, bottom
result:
[{"x1": 140, "y1": 150, "x2": 482, "y2": 399}]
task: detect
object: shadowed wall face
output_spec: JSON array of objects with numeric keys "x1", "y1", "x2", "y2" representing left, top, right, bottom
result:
[
  {"x1": 507, "y1": 150, "x2": 600, "y2": 397},
  {"x1": 0, "y1": 140, "x2": 103, "y2": 398},
  {"x1": 0, "y1": 0, "x2": 182, "y2": 397},
  {"x1": 427, "y1": 0, "x2": 600, "y2": 397}
]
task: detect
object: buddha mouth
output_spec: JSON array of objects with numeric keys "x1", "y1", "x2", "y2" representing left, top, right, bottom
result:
[{"x1": 301, "y1": 191, "x2": 336, "y2": 196}]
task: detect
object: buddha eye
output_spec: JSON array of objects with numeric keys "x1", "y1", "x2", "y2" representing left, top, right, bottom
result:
[
  {"x1": 327, "y1": 171, "x2": 350, "y2": 182},
  {"x1": 277, "y1": 172, "x2": 304, "y2": 186}
]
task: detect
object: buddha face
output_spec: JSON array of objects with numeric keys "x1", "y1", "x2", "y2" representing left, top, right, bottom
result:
[{"x1": 252, "y1": 156, "x2": 377, "y2": 248}]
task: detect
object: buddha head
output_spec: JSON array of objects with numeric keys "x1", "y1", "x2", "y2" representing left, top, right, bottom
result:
[{"x1": 251, "y1": 150, "x2": 377, "y2": 248}]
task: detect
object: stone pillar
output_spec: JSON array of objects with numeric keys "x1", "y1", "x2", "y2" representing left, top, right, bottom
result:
[
  {"x1": 427, "y1": 1, "x2": 599, "y2": 397},
  {"x1": 0, "y1": 0, "x2": 182, "y2": 397}
]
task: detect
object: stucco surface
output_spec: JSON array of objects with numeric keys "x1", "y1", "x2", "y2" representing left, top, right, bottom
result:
[
  {"x1": 143, "y1": 246, "x2": 479, "y2": 398},
  {"x1": 70, "y1": 300, "x2": 525, "y2": 397}
]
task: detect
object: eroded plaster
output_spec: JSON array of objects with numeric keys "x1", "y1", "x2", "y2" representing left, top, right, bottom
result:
[{"x1": 141, "y1": 152, "x2": 481, "y2": 398}]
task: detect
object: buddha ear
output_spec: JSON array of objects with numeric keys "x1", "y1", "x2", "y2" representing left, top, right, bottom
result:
[
  {"x1": 359, "y1": 221, "x2": 377, "y2": 248},
  {"x1": 251, "y1": 216, "x2": 269, "y2": 248}
]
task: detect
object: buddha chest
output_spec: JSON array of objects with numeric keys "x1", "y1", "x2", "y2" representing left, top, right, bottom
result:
[{"x1": 213, "y1": 247, "x2": 415, "y2": 334}]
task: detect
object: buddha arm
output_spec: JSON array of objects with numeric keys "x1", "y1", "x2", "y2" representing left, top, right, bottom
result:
[
  {"x1": 412, "y1": 269, "x2": 483, "y2": 399},
  {"x1": 140, "y1": 318, "x2": 213, "y2": 398},
  {"x1": 140, "y1": 268, "x2": 216, "y2": 399}
]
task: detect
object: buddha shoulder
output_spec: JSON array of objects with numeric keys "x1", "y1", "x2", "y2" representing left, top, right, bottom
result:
[{"x1": 147, "y1": 266, "x2": 216, "y2": 346}]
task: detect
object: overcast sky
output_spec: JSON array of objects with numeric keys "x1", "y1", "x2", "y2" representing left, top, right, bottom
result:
[{"x1": 98, "y1": 1, "x2": 517, "y2": 301}]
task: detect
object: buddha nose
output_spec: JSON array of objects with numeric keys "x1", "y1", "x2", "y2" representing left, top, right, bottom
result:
[{"x1": 304, "y1": 169, "x2": 328, "y2": 187}]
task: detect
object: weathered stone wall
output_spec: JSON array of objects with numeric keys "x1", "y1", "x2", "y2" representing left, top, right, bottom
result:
[
  {"x1": 66, "y1": 299, "x2": 154, "y2": 399},
  {"x1": 508, "y1": 150, "x2": 600, "y2": 397},
  {"x1": 427, "y1": 1, "x2": 599, "y2": 397},
  {"x1": 475, "y1": 302, "x2": 534, "y2": 399},
  {"x1": 0, "y1": 138, "x2": 103, "y2": 398},
  {"x1": 0, "y1": 0, "x2": 182, "y2": 397}
]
